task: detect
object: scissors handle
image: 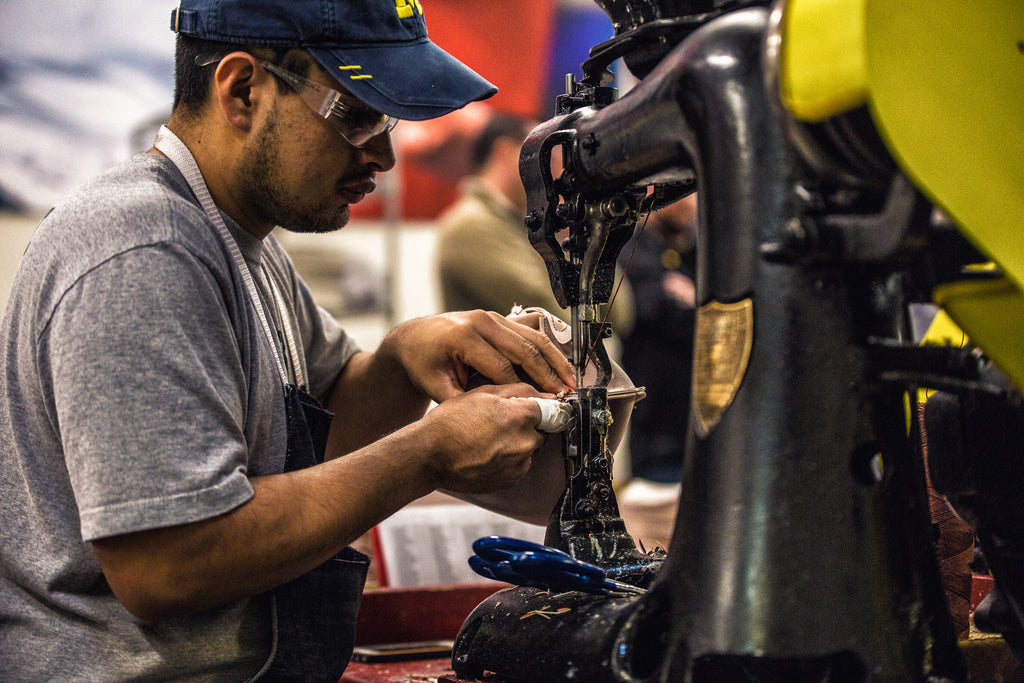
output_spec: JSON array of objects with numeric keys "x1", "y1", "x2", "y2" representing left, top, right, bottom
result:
[
  {"x1": 468, "y1": 536, "x2": 644, "y2": 596},
  {"x1": 473, "y1": 535, "x2": 562, "y2": 559}
]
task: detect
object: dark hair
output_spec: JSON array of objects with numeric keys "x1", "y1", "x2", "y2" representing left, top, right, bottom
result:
[
  {"x1": 469, "y1": 114, "x2": 535, "y2": 172},
  {"x1": 172, "y1": 34, "x2": 315, "y2": 118}
]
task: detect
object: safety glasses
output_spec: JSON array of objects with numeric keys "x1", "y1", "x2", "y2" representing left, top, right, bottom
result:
[
  {"x1": 258, "y1": 60, "x2": 397, "y2": 147},
  {"x1": 194, "y1": 55, "x2": 397, "y2": 147}
]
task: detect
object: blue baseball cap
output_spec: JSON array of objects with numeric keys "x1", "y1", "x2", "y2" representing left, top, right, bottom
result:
[{"x1": 171, "y1": 0, "x2": 498, "y2": 120}]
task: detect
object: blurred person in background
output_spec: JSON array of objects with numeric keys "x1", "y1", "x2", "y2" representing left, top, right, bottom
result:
[
  {"x1": 616, "y1": 192, "x2": 698, "y2": 549},
  {"x1": 435, "y1": 112, "x2": 634, "y2": 337}
]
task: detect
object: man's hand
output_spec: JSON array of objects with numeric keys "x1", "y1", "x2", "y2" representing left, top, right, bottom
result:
[
  {"x1": 663, "y1": 272, "x2": 696, "y2": 308},
  {"x1": 93, "y1": 382, "x2": 552, "y2": 622},
  {"x1": 381, "y1": 310, "x2": 575, "y2": 403},
  {"x1": 419, "y1": 383, "x2": 552, "y2": 493}
]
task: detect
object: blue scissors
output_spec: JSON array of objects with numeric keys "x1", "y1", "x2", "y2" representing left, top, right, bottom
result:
[{"x1": 468, "y1": 536, "x2": 645, "y2": 596}]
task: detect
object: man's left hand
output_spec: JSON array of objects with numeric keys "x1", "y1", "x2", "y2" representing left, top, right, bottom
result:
[{"x1": 381, "y1": 310, "x2": 576, "y2": 402}]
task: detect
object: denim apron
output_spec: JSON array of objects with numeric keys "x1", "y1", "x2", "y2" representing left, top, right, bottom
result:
[{"x1": 155, "y1": 127, "x2": 369, "y2": 682}]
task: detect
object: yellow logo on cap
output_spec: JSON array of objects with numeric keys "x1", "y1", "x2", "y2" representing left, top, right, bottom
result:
[
  {"x1": 395, "y1": 0, "x2": 423, "y2": 19},
  {"x1": 339, "y1": 65, "x2": 373, "y2": 80}
]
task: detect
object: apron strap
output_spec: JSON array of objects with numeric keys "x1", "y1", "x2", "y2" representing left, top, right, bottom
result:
[{"x1": 153, "y1": 125, "x2": 291, "y2": 387}]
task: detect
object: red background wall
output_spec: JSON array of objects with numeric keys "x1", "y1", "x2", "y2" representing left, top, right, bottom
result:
[{"x1": 354, "y1": 0, "x2": 558, "y2": 221}]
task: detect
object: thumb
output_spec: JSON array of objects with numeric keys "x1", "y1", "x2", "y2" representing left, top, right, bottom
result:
[
  {"x1": 420, "y1": 361, "x2": 471, "y2": 403},
  {"x1": 522, "y1": 397, "x2": 575, "y2": 433}
]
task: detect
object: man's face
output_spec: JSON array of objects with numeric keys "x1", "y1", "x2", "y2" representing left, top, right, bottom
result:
[{"x1": 235, "y1": 62, "x2": 397, "y2": 235}]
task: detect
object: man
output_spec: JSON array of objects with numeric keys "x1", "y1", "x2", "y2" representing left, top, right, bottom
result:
[
  {"x1": 0, "y1": 1, "x2": 576, "y2": 680},
  {"x1": 435, "y1": 113, "x2": 634, "y2": 335},
  {"x1": 616, "y1": 193, "x2": 698, "y2": 548}
]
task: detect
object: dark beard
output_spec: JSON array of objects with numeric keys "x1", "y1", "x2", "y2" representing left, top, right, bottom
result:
[{"x1": 237, "y1": 113, "x2": 351, "y2": 234}]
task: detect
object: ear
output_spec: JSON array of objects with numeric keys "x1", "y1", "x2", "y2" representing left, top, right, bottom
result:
[
  {"x1": 492, "y1": 137, "x2": 526, "y2": 183},
  {"x1": 493, "y1": 136, "x2": 522, "y2": 161},
  {"x1": 212, "y1": 52, "x2": 266, "y2": 133}
]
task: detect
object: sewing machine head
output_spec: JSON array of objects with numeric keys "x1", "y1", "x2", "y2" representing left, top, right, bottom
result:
[{"x1": 454, "y1": 1, "x2": 1024, "y2": 680}]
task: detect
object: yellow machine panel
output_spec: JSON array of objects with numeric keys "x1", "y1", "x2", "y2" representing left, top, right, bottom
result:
[{"x1": 781, "y1": 0, "x2": 1024, "y2": 388}]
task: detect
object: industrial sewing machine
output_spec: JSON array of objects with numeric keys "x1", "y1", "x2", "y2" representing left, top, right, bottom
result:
[{"x1": 450, "y1": 0, "x2": 1024, "y2": 680}]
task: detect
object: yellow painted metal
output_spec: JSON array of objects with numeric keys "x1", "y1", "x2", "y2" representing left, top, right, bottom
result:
[
  {"x1": 934, "y1": 279, "x2": 1024, "y2": 392},
  {"x1": 866, "y1": 1, "x2": 1024, "y2": 391},
  {"x1": 780, "y1": 0, "x2": 1024, "y2": 390},
  {"x1": 920, "y1": 307, "x2": 970, "y2": 350},
  {"x1": 865, "y1": 1, "x2": 1024, "y2": 287},
  {"x1": 779, "y1": 0, "x2": 868, "y2": 121}
]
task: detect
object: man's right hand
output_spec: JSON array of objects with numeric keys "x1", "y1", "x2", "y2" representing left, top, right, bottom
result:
[{"x1": 418, "y1": 383, "x2": 549, "y2": 494}]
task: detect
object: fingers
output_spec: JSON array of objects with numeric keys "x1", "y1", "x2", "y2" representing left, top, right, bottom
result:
[
  {"x1": 382, "y1": 310, "x2": 576, "y2": 406},
  {"x1": 469, "y1": 382, "x2": 545, "y2": 399},
  {"x1": 457, "y1": 311, "x2": 575, "y2": 395},
  {"x1": 470, "y1": 388, "x2": 573, "y2": 432},
  {"x1": 525, "y1": 397, "x2": 575, "y2": 432},
  {"x1": 506, "y1": 310, "x2": 543, "y2": 329},
  {"x1": 426, "y1": 391, "x2": 549, "y2": 493}
]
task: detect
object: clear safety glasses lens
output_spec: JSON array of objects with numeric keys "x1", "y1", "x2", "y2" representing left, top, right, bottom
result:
[{"x1": 258, "y1": 60, "x2": 397, "y2": 147}]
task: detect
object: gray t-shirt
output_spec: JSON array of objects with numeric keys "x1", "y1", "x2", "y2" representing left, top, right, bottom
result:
[{"x1": 0, "y1": 153, "x2": 359, "y2": 680}]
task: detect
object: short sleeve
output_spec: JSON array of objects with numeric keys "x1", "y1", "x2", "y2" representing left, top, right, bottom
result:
[{"x1": 44, "y1": 243, "x2": 255, "y2": 541}]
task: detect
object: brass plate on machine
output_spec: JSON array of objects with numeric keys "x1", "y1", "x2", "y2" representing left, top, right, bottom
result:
[{"x1": 693, "y1": 298, "x2": 754, "y2": 437}]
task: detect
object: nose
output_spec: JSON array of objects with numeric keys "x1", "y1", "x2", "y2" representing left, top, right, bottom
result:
[{"x1": 358, "y1": 131, "x2": 397, "y2": 172}]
